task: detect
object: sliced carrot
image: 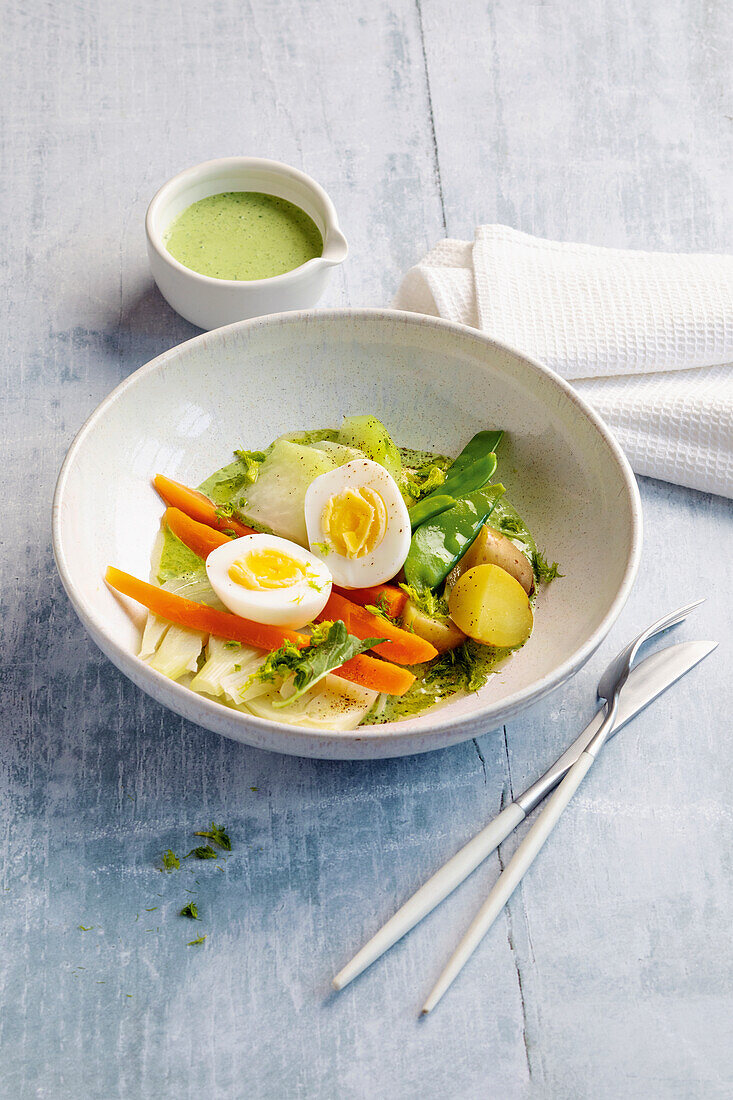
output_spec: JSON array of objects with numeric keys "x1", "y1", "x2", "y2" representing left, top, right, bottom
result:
[
  {"x1": 107, "y1": 566, "x2": 305, "y2": 650},
  {"x1": 332, "y1": 583, "x2": 407, "y2": 620},
  {"x1": 105, "y1": 567, "x2": 415, "y2": 696},
  {"x1": 154, "y1": 474, "x2": 255, "y2": 538},
  {"x1": 164, "y1": 507, "x2": 231, "y2": 560},
  {"x1": 337, "y1": 653, "x2": 415, "y2": 697},
  {"x1": 317, "y1": 591, "x2": 438, "y2": 665}
]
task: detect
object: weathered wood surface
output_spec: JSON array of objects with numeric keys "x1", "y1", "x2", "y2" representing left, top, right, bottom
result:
[{"x1": 1, "y1": 1, "x2": 731, "y2": 1097}]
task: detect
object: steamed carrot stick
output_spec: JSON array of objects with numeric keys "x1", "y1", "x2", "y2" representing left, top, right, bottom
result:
[
  {"x1": 317, "y1": 591, "x2": 438, "y2": 665},
  {"x1": 154, "y1": 474, "x2": 255, "y2": 538},
  {"x1": 105, "y1": 567, "x2": 415, "y2": 696},
  {"x1": 164, "y1": 508, "x2": 231, "y2": 560},
  {"x1": 332, "y1": 583, "x2": 407, "y2": 620},
  {"x1": 338, "y1": 653, "x2": 415, "y2": 697}
]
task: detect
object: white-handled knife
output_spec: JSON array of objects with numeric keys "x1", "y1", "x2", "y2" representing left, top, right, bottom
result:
[{"x1": 333, "y1": 639, "x2": 717, "y2": 992}]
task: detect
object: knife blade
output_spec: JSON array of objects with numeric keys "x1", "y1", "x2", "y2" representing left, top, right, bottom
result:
[
  {"x1": 332, "y1": 639, "x2": 717, "y2": 991},
  {"x1": 516, "y1": 639, "x2": 718, "y2": 813}
]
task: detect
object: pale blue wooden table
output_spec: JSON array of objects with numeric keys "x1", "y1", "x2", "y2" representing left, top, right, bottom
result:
[{"x1": 2, "y1": 2, "x2": 731, "y2": 1097}]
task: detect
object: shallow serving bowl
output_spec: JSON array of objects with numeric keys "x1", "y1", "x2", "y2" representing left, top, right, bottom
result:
[{"x1": 53, "y1": 310, "x2": 642, "y2": 760}]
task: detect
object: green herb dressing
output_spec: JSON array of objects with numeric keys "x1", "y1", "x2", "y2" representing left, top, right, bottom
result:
[
  {"x1": 367, "y1": 640, "x2": 513, "y2": 725},
  {"x1": 164, "y1": 191, "x2": 323, "y2": 281}
]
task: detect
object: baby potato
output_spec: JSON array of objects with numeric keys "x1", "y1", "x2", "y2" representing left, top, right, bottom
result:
[
  {"x1": 402, "y1": 601, "x2": 467, "y2": 654},
  {"x1": 448, "y1": 564, "x2": 533, "y2": 647},
  {"x1": 456, "y1": 524, "x2": 534, "y2": 595}
]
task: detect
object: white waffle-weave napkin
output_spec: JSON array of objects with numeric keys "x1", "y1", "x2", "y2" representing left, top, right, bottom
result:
[{"x1": 393, "y1": 226, "x2": 733, "y2": 497}]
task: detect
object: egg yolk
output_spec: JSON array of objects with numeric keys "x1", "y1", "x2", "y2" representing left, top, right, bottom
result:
[
  {"x1": 228, "y1": 548, "x2": 307, "y2": 590},
  {"x1": 321, "y1": 486, "x2": 387, "y2": 559}
]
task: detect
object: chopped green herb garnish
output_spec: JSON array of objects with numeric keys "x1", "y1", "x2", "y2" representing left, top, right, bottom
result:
[
  {"x1": 186, "y1": 845, "x2": 218, "y2": 860},
  {"x1": 399, "y1": 582, "x2": 450, "y2": 622},
  {"x1": 246, "y1": 621, "x2": 385, "y2": 708},
  {"x1": 224, "y1": 640, "x2": 241, "y2": 649},
  {"x1": 233, "y1": 664, "x2": 241, "y2": 672},
  {"x1": 161, "y1": 849, "x2": 180, "y2": 871},
  {"x1": 498, "y1": 514, "x2": 523, "y2": 534},
  {"x1": 187, "y1": 934, "x2": 207, "y2": 946},
  {"x1": 77, "y1": 925, "x2": 93, "y2": 932},
  {"x1": 143, "y1": 907, "x2": 158, "y2": 912},
  {"x1": 180, "y1": 902, "x2": 200, "y2": 920},
  {"x1": 531, "y1": 550, "x2": 563, "y2": 584},
  {"x1": 401, "y1": 462, "x2": 446, "y2": 502},
  {"x1": 193, "y1": 823, "x2": 232, "y2": 851},
  {"x1": 233, "y1": 448, "x2": 267, "y2": 486},
  {"x1": 312, "y1": 541, "x2": 330, "y2": 556},
  {"x1": 222, "y1": 528, "x2": 237, "y2": 538},
  {"x1": 214, "y1": 503, "x2": 234, "y2": 519},
  {"x1": 364, "y1": 595, "x2": 398, "y2": 624},
  {"x1": 423, "y1": 641, "x2": 494, "y2": 694},
  {"x1": 250, "y1": 787, "x2": 259, "y2": 792}
]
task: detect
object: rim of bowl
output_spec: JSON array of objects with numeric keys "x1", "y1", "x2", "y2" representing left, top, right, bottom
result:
[
  {"x1": 53, "y1": 308, "x2": 643, "y2": 754},
  {"x1": 145, "y1": 156, "x2": 348, "y2": 289}
]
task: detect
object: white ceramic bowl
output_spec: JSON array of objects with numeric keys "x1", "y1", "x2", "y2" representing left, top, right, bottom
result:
[
  {"x1": 53, "y1": 310, "x2": 642, "y2": 760},
  {"x1": 146, "y1": 158, "x2": 348, "y2": 330}
]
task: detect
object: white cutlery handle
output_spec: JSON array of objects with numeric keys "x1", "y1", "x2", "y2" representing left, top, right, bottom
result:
[
  {"x1": 422, "y1": 751, "x2": 595, "y2": 1014},
  {"x1": 332, "y1": 801, "x2": 526, "y2": 991}
]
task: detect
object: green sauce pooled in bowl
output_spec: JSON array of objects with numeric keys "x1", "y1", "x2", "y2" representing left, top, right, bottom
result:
[{"x1": 163, "y1": 191, "x2": 323, "y2": 281}]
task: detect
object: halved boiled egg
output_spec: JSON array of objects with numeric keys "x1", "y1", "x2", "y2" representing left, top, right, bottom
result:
[
  {"x1": 304, "y1": 459, "x2": 410, "y2": 588},
  {"x1": 205, "y1": 533, "x2": 332, "y2": 630}
]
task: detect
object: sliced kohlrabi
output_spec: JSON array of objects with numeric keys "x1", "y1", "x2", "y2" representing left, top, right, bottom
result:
[
  {"x1": 162, "y1": 573, "x2": 225, "y2": 609},
  {"x1": 308, "y1": 440, "x2": 365, "y2": 465},
  {"x1": 146, "y1": 625, "x2": 208, "y2": 680},
  {"x1": 238, "y1": 439, "x2": 336, "y2": 545},
  {"x1": 189, "y1": 637, "x2": 269, "y2": 702},
  {"x1": 338, "y1": 415, "x2": 402, "y2": 480},
  {"x1": 139, "y1": 614, "x2": 170, "y2": 660},
  {"x1": 244, "y1": 674, "x2": 378, "y2": 730},
  {"x1": 139, "y1": 575, "x2": 223, "y2": 664}
]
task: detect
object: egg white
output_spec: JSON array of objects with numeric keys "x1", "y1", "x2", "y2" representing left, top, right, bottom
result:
[
  {"x1": 205, "y1": 534, "x2": 332, "y2": 630},
  {"x1": 304, "y1": 459, "x2": 411, "y2": 588}
]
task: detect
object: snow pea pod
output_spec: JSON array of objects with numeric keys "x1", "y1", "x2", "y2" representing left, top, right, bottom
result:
[
  {"x1": 448, "y1": 430, "x2": 503, "y2": 477},
  {"x1": 409, "y1": 448, "x2": 499, "y2": 531},
  {"x1": 404, "y1": 484, "x2": 506, "y2": 591}
]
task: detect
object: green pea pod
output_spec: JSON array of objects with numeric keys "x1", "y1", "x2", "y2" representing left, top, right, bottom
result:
[
  {"x1": 404, "y1": 484, "x2": 506, "y2": 591},
  {"x1": 408, "y1": 431, "x2": 503, "y2": 531},
  {"x1": 448, "y1": 430, "x2": 504, "y2": 477},
  {"x1": 409, "y1": 452, "x2": 498, "y2": 531}
]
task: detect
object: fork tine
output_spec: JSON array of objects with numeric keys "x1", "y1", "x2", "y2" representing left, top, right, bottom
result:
[
  {"x1": 633, "y1": 599, "x2": 706, "y2": 650},
  {"x1": 598, "y1": 599, "x2": 705, "y2": 701},
  {"x1": 649, "y1": 598, "x2": 705, "y2": 634}
]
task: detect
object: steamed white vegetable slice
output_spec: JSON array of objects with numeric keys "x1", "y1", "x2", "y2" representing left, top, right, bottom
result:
[
  {"x1": 310, "y1": 440, "x2": 365, "y2": 465},
  {"x1": 139, "y1": 573, "x2": 224, "y2": 661},
  {"x1": 239, "y1": 439, "x2": 336, "y2": 546},
  {"x1": 146, "y1": 625, "x2": 208, "y2": 680},
  {"x1": 189, "y1": 638, "x2": 269, "y2": 702},
  {"x1": 244, "y1": 674, "x2": 377, "y2": 731},
  {"x1": 162, "y1": 572, "x2": 225, "y2": 608},
  {"x1": 220, "y1": 659, "x2": 273, "y2": 703},
  {"x1": 139, "y1": 614, "x2": 170, "y2": 659}
]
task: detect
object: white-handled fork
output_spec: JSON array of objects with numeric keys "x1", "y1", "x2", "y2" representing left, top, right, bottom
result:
[
  {"x1": 332, "y1": 601, "x2": 712, "y2": 1009},
  {"x1": 420, "y1": 599, "x2": 704, "y2": 1013}
]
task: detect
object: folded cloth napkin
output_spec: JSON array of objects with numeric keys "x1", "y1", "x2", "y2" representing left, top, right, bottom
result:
[{"x1": 393, "y1": 226, "x2": 733, "y2": 498}]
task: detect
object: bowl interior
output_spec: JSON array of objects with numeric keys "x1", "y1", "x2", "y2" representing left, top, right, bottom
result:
[
  {"x1": 148, "y1": 159, "x2": 332, "y2": 242},
  {"x1": 54, "y1": 311, "x2": 640, "y2": 759}
]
